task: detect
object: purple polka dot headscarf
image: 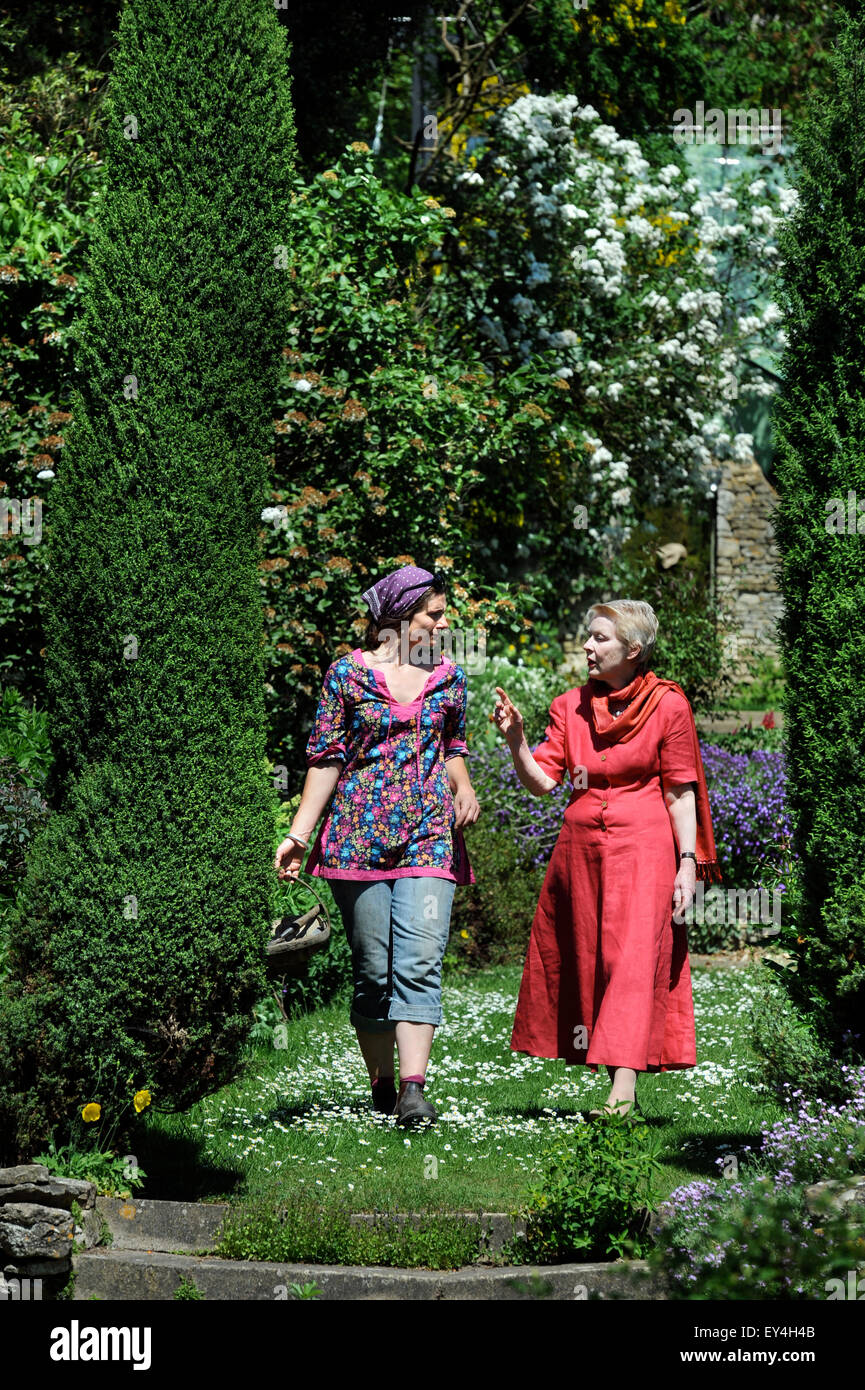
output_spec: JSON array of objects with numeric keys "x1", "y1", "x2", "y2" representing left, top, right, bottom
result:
[{"x1": 361, "y1": 565, "x2": 436, "y2": 623}]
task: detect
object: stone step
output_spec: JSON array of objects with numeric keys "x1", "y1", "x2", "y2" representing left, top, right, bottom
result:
[
  {"x1": 95, "y1": 1196, "x2": 230, "y2": 1253},
  {"x1": 71, "y1": 1247, "x2": 661, "y2": 1301},
  {"x1": 96, "y1": 1196, "x2": 521, "y2": 1255},
  {"x1": 80, "y1": 1199, "x2": 664, "y2": 1300}
]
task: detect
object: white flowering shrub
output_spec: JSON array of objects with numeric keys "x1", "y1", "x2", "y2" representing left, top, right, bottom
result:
[{"x1": 432, "y1": 93, "x2": 796, "y2": 535}]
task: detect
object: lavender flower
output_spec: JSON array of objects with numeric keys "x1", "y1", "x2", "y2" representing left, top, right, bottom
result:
[{"x1": 471, "y1": 739, "x2": 794, "y2": 886}]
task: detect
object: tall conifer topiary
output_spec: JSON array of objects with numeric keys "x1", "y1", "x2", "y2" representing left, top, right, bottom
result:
[
  {"x1": 771, "y1": 4, "x2": 865, "y2": 1059},
  {"x1": 0, "y1": 0, "x2": 296, "y2": 1159}
]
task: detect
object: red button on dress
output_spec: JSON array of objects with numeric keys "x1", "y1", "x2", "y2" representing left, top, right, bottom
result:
[{"x1": 510, "y1": 681, "x2": 700, "y2": 1073}]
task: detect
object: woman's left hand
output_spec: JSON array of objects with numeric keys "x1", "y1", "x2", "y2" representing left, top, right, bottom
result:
[
  {"x1": 672, "y1": 859, "x2": 697, "y2": 918},
  {"x1": 452, "y1": 787, "x2": 480, "y2": 829}
]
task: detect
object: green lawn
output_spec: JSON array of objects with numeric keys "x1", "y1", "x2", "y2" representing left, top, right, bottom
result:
[{"x1": 137, "y1": 961, "x2": 786, "y2": 1217}]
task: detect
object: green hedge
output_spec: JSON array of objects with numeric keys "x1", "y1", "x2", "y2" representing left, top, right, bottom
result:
[
  {"x1": 770, "y1": 7, "x2": 865, "y2": 1060},
  {"x1": 0, "y1": 0, "x2": 298, "y2": 1162}
]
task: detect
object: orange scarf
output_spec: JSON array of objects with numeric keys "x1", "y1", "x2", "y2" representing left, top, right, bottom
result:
[{"x1": 588, "y1": 669, "x2": 723, "y2": 884}]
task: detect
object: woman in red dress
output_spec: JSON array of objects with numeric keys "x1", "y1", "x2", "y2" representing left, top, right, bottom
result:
[{"x1": 494, "y1": 599, "x2": 721, "y2": 1118}]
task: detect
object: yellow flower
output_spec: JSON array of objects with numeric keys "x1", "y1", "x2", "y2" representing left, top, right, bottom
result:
[
  {"x1": 133, "y1": 1089, "x2": 152, "y2": 1113},
  {"x1": 82, "y1": 1103, "x2": 101, "y2": 1122},
  {"x1": 460, "y1": 930, "x2": 469, "y2": 939}
]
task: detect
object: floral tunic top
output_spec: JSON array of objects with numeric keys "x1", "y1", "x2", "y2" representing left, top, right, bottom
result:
[{"x1": 303, "y1": 650, "x2": 475, "y2": 884}]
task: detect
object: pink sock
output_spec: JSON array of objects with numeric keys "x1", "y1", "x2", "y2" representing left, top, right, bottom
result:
[{"x1": 401, "y1": 1074, "x2": 426, "y2": 1087}]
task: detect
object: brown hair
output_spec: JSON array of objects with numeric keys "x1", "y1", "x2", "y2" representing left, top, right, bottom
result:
[{"x1": 364, "y1": 576, "x2": 447, "y2": 650}]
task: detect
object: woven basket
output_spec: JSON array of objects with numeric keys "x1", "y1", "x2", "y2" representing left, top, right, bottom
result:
[{"x1": 267, "y1": 872, "x2": 332, "y2": 978}]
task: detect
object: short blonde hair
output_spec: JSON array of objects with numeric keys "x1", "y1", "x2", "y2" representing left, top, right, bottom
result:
[{"x1": 584, "y1": 599, "x2": 658, "y2": 674}]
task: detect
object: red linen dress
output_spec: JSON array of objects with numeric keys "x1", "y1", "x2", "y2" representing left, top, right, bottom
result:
[{"x1": 510, "y1": 682, "x2": 699, "y2": 1072}]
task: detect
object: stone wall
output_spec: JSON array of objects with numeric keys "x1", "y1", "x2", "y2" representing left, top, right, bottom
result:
[
  {"x1": 715, "y1": 451, "x2": 783, "y2": 680},
  {"x1": 0, "y1": 1164, "x2": 101, "y2": 1299},
  {"x1": 554, "y1": 450, "x2": 784, "y2": 688}
]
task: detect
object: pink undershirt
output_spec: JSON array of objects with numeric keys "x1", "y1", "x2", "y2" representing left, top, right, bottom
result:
[{"x1": 305, "y1": 648, "x2": 468, "y2": 882}]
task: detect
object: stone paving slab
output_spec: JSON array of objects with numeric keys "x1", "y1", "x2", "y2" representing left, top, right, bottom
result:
[{"x1": 72, "y1": 1247, "x2": 663, "y2": 1301}]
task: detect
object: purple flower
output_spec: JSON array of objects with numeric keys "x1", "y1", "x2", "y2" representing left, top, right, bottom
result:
[{"x1": 699, "y1": 743, "x2": 793, "y2": 885}]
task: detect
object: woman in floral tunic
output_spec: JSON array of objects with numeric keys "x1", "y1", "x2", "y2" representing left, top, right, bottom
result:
[{"x1": 274, "y1": 565, "x2": 480, "y2": 1125}]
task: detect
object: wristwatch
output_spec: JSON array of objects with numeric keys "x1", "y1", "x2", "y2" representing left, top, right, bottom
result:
[{"x1": 679, "y1": 851, "x2": 697, "y2": 861}]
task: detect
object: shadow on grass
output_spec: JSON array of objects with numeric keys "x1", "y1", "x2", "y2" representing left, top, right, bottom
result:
[
  {"x1": 135, "y1": 1119, "x2": 247, "y2": 1202},
  {"x1": 484, "y1": 1102, "x2": 658, "y2": 1124},
  {"x1": 655, "y1": 1130, "x2": 764, "y2": 1181}
]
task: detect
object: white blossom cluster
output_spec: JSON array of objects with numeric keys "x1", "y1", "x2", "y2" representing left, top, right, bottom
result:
[{"x1": 450, "y1": 93, "x2": 796, "y2": 540}]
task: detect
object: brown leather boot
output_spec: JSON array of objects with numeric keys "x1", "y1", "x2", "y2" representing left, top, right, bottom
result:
[{"x1": 393, "y1": 1080, "x2": 437, "y2": 1126}]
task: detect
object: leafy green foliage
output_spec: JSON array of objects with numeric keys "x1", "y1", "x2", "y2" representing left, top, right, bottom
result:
[
  {"x1": 654, "y1": 1171, "x2": 865, "y2": 1299},
  {"x1": 218, "y1": 1192, "x2": 483, "y2": 1269},
  {"x1": 449, "y1": 813, "x2": 548, "y2": 970},
  {"x1": 0, "y1": 687, "x2": 52, "y2": 973},
  {"x1": 34, "y1": 1136, "x2": 146, "y2": 1199},
  {"x1": 515, "y1": 0, "x2": 705, "y2": 138},
  {"x1": 724, "y1": 656, "x2": 786, "y2": 712},
  {"x1": 173, "y1": 1276, "x2": 205, "y2": 1300},
  {"x1": 424, "y1": 90, "x2": 789, "y2": 625},
  {"x1": 510, "y1": 1114, "x2": 664, "y2": 1263},
  {"x1": 705, "y1": 723, "x2": 784, "y2": 756},
  {"x1": 0, "y1": 755, "x2": 49, "y2": 883},
  {"x1": 465, "y1": 655, "x2": 564, "y2": 754},
  {"x1": 749, "y1": 967, "x2": 851, "y2": 1106},
  {"x1": 286, "y1": 1281, "x2": 323, "y2": 1300},
  {"x1": 514, "y1": 0, "x2": 836, "y2": 142},
  {"x1": 0, "y1": 757, "x2": 48, "y2": 965},
  {"x1": 607, "y1": 512, "x2": 737, "y2": 715},
  {"x1": 0, "y1": 0, "x2": 298, "y2": 1162},
  {"x1": 770, "y1": 7, "x2": 865, "y2": 1055},
  {"x1": 260, "y1": 144, "x2": 559, "y2": 774},
  {"x1": 0, "y1": 91, "x2": 101, "y2": 691},
  {"x1": 0, "y1": 683, "x2": 52, "y2": 781}
]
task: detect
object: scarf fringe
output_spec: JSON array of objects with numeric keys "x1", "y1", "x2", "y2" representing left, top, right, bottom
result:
[{"x1": 697, "y1": 859, "x2": 724, "y2": 885}]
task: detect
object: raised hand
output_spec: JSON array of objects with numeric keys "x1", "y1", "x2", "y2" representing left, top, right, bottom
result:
[{"x1": 493, "y1": 686, "x2": 525, "y2": 743}]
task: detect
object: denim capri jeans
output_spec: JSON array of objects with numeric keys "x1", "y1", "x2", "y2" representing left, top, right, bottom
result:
[{"x1": 328, "y1": 876, "x2": 456, "y2": 1032}]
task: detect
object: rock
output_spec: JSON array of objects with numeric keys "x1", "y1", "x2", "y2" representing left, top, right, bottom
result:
[
  {"x1": 55, "y1": 1177, "x2": 96, "y2": 1210},
  {"x1": 714, "y1": 452, "x2": 783, "y2": 681},
  {"x1": 804, "y1": 1176, "x2": 865, "y2": 1221},
  {"x1": 0, "y1": 1203, "x2": 75, "y2": 1261},
  {"x1": 0, "y1": 1166, "x2": 51, "y2": 1188},
  {"x1": 0, "y1": 1176, "x2": 95, "y2": 1210},
  {"x1": 73, "y1": 1208, "x2": 104, "y2": 1251}
]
